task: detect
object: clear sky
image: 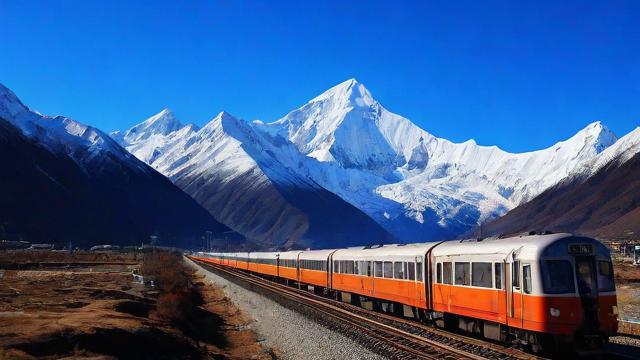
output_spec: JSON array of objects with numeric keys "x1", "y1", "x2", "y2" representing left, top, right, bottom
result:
[{"x1": 1, "y1": 1, "x2": 638, "y2": 152}]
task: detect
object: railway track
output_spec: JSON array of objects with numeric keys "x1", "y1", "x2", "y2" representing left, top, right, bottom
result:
[{"x1": 191, "y1": 258, "x2": 546, "y2": 360}]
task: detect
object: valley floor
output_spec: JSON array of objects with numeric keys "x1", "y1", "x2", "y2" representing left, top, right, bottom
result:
[{"x1": 0, "y1": 250, "x2": 275, "y2": 360}]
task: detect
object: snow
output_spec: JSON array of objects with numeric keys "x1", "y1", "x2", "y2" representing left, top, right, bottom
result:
[
  {"x1": 0, "y1": 83, "x2": 137, "y2": 171},
  {"x1": 567, "y1": 126, "x2": 640, "y2": 182},
  {"x1": 252, "y1": 79, "x2": 619, "y2": 238},
  {"x1": 122, "y1": 110, "x2": 266, "y2": 183},
  {"x1": 114, "y1": 79, "x2": 631, "y2": 241}
]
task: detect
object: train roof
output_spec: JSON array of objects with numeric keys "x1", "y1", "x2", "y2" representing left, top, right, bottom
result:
[
  {"x1": 431, "y1": 233, "x2": 608, "y2": 260},
  {"x1": 249, "y1": 251, "x2": 280, "y2": 259},
  {"x1": 279, "y1": 250, "x2": 303, "y2": 260},
  {"x1": 298, "y1": 248, "x2": 338, "y2": 260},
  {"x1": 333, "y1": 242, "x2": 440, "y2": 261},
  {"x1": 197, "y1": 233, "x2": 608, "y2": 263}
]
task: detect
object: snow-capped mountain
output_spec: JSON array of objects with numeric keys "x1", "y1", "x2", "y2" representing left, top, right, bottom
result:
[
  {"x1": 254, "y1": 79, "x2": 617, "y2": 240},
  {"x1": 116, "y1": 79, "x2": 621, "y2": 243},
  {"x1": 483, "y1": 126, "x2": 640, "y2": 239},
  {"x1": 1, "y1": 83, "x2": 135, "y2": 169},
  {"x1": 0, "y1": 83, "x2": 229, "y2": 248},
  {"x1": 114, "y1": 110, "x2": 394, "y2": 248},
  {"x1": 110, "y1": 108, "x2": 197, "y2": 165}
]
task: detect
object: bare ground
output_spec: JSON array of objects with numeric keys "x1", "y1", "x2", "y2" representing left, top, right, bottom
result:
[
  {"x1": 0, "y1": 250, "x2": 276, "y2": 360},
  {"x1": 615, "y1": 260, "x2": 640, "y2": 323}
]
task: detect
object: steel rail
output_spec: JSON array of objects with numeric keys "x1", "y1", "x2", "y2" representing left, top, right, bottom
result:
[{"x1": 191, "y1": 258, "x2": 545, "y2": 360}]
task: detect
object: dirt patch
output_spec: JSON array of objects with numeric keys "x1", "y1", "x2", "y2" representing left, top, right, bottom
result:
[
  {"x1": 615, "y1": 260, "x2": 640, "y2": 321},
  {"x1": 0, "y1": 250, "x2": 275, "y2": 359}
]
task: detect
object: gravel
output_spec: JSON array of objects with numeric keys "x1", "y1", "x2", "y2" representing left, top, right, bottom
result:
[
  {"x1": 187, "y1": 259, "x2": 388, "y2": 360},
  {"x1": 609, "y1": 334, "x2": 640, "y2": 347}
]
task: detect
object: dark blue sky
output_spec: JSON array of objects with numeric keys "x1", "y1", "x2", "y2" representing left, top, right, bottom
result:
[{"x1": 1, "y1": 1, "x2": 638, "y2": 152}]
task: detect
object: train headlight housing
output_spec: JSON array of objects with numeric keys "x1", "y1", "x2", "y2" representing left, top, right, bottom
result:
[{"x1": 549, "y1": 307, "x2": 561, "y2": 317}]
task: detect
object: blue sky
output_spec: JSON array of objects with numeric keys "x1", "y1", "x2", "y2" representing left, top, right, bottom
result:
[{"x1": 0, "y1": 1, "x2": 638, "y2": 152}]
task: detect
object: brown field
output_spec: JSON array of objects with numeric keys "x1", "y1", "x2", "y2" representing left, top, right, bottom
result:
[
  {"x1": 615, "y1": 259, "x2": 640, "y2": 323},
  {"x1": 0, "y1": 250, "x2": 276, "y2": 360}
]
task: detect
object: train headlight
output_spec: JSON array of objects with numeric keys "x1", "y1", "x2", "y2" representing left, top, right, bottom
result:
[
  {"x1": 612, "y1": 306, "x2": 619, "y2": 315},
  {"x1": 549, "y1": 307, "x2": 561, "y2": 317}
]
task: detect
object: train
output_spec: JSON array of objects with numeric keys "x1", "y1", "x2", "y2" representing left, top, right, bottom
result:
[{"x1": 188, "y1": 232, "x2": 618, "y2": 353}]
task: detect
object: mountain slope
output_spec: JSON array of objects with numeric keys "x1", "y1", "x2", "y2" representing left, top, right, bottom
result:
[
  {"x1": 255, "y1": 79, "x2": 617, "y2": 240},
  {"x1": 116, "y1": 111, "x2": 394, "y2": 249},
  {"x1": 116, "y1": 79, "x2": 621, "y2": 243},
  {"x1": 483, "y1": 127, "x2": 640, "y2": 239},
  {"x1": 0, "y1": 84, "x2": 229, "y2": 248}
]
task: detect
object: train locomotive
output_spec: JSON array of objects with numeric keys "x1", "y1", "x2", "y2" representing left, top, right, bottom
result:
[{"x1": 189, "y1": 233, "x2": 618, "y2": 353}]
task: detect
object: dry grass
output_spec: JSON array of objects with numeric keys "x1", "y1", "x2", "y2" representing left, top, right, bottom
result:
[{"x1": 141, "y1": 251, "x2": 203, "y2": 325}]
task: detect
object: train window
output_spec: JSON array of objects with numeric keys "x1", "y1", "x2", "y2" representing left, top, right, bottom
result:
[
  {"x1": 375, "y1": 261, "x2": 383, "y2": 277},
  {"x1": 523, "y1": 265, "x2": 532, "y2": 294},
  {"x1": 512, "y1": 261, "x2": 520, "y2": 288},
  {"x1": 494, "y1": 263, "x2": 502, "y2": 289},
  {"x1": 358, "y1": 261, "x2": 366, "y2": 276},
  {"x1": 383, "y1": 262, "x2": 393, "y2": 278},
  {"x1": 417, "y1": 261, "x2": 423, "y2": 282},
  {"x1": 454, "y1": 262, "x2": 470, "y2": 286},
  {"x1": 436, "y1": 263, "x2": 442, "y2": 283},
  {"x1": 394, "y1": 262, "x2": 404, "y2": 279},
  {"x1": 408, "y1": 262, "x2": 415, "y2": 280},
  {"x1": 345, "y1": 261, "x2": 355, "y2": 274},
  {"x1": 541, "y1": 260, "x2": 575, "y2": 294},
  {"x1": 472, "y1": 262, "x2": 492, "y2": 288},
  {"x1": 443, "y1": 262, "x2": 452, "y2": 284},
  {"x1": 334, "y1": 261, "x2": 339, "y2": 273},
  {"x1": 598, "y1": 261, "x2": 615, "y2": 292},
  {"x1": 354, "y1": 261, "x2": 359, "y2": 275}
]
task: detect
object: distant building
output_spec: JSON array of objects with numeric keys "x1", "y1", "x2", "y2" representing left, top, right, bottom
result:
[
  {"x1": 29, "y1": 243, "x2": 54, "y2": 250},
  {"x1": 0, "y1": 240, "x2": 30, "y2": 250},
  {"x1": 89, "y1": 244, "x2": 121, "y2": 252}
]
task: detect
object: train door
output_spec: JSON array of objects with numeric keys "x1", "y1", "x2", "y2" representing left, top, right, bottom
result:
[
  {"x1": 507, "y1": 260, "x2": 523, "y2": 328},
  {"x1": 575, "y1": 256, "x2": 600, "y2": 331},
  {"x1": 327, "y1": 253, "x2": 334, "y2": 291},
  {"x1": 361, "y1": 260, "x2": 374, "y2": 296},
  {"x1": 296, "y1": 253, "x2": 301, "y2": 284},
  {"x1": 416, "y1": 256, "x2": 424, "y2": 304},
  {"x1": 521, "y1": 264, "x2": 532, "y2": 328}
]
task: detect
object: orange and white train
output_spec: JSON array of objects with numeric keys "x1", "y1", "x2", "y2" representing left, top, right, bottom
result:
[{"x1": 189, "y1": 233, "x2": 618, "y2": 353}]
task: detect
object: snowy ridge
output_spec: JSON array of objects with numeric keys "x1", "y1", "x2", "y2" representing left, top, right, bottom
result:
[
  {"x1": 112, "y1": 109, "x2": 200, "y2": 165},
  {"x1": 0, "y1": 83, "x2": 140, "y2": 172},
  {"x1": 116, "y1": 79, "x2": 630, "y2": 242},
  {"x1": 254, "y1": 79, "x2": 618, "y2": 239},
  {"x1": 0, "y1": 83, "x2": 230, "y2": 248},
  {"x1": 567, "y1": 126, "x2": 640, "y2": 182}
]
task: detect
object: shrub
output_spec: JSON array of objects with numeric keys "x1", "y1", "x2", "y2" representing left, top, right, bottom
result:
[{"x1": 141, "y1": 250, "x2": 203, "y2": 324}]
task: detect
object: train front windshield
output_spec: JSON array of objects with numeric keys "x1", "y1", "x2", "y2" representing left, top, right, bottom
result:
[{"x1": 541, "y1": 260, "x2": 575, "y2": 294}]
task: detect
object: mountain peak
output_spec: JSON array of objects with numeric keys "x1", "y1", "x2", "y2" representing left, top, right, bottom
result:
[
  {"x1": 309, "y1": 78, "x2": 375, "y2": 107},
  {"x1": 143, "y1": 108, "x2": 179, "y2": 127},
  {"x1": 216, "y1": 110, "x2": 236, "y2": 120},
  {"x1": 121, "y1": 108, "x2": 183, "y2": 143},
  {"x1": 575, "y1": 121, "x2": 617, "y2": 153},
  {"x1": 0, "y1": 83, "x2": 30, "y2": 120}
]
